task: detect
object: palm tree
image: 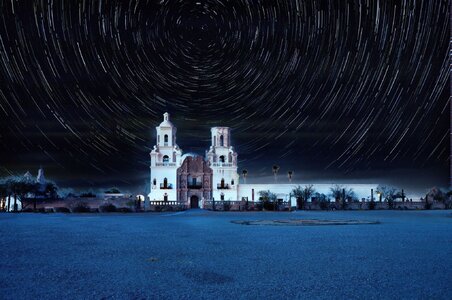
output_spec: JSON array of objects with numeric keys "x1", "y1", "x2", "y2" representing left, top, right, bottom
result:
[
  {"x1": 272, "y1": 165, "x2": 280, "y2": 183},
  {"x1": 242, "y1": 169, "x2": 248, "y2": 184},
  {"x1": 287, "y1": 171, "x2": 294, "y2": 182}
]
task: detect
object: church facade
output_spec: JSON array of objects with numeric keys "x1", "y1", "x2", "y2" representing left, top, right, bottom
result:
[
  {"x1": 148, "y1": 113, "x2": 378, "y2": 208},
  {"x1": 148, "y1": 113, "x2": 239, "y2": 207}
]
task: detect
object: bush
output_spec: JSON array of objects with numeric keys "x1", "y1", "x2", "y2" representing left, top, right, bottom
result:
[
  {"x1": 319, "y1": 201, "x2": 329, "y2": 210},
  {"x1": 99, "y1": 204, "x2": 117, "y2": 212},
  {"x1": 55, "y1": 207, "x2": 70, "y2": 213},
  {"x1": 117, "y1": 207, "x2": 132, "y2": 213},
  {"x1": 21, "y1": 208, "x2": 34, "y2": 213},
  {"x1": 72, "y1": 203, "x2": 91, "y2": 213}
]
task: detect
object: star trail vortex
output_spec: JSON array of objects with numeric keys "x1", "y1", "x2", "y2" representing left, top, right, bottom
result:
[{"x1": 0, "y1": 0, "x2": 449, "y2": 192}]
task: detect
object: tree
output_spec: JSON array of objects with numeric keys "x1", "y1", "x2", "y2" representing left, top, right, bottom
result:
[
  {"x1": 292, "y1": 186, "x2": 304, "y2": 209},
  {"x1": 312, "y1": 192, "x2": 329, "y2": 210},
  {"x1": 272, "y1": 165, "x2": 280, "y2": 183},
  {"x1": 375, "y1": 185, "x2": 398, "y2": 209},
  {"x1": 0, "y1": 179, "x2": 7, "y2": 211},
  {"x1": 330, "y1": 184, "x2": 355, "y2": 210},
  {"x1": 292, "y1": 185, "x2": 315, "y2": 210},
  {"x1": 258, "y1": 190, "x2": 277, "y2": 210},
  {"x1": 105, "y1": 187, "x2": 121, "y2": 194}
]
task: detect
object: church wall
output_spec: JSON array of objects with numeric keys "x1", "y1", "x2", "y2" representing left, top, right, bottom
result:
[
  {"x1": 238, "y1": 184, "x2": 380, "y2": 202},
  {"x1": 149, "y1": 167, "x2": 178, "y2": 201}
]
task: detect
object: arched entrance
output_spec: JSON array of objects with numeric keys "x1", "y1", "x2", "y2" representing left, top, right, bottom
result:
[{"x1": 190, "y1": 195, "x2": 199, "y2": 209}]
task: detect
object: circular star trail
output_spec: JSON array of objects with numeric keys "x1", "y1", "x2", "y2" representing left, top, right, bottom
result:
[{"x1": 0, "y1": 0, "x2": 449, "y2": 191}]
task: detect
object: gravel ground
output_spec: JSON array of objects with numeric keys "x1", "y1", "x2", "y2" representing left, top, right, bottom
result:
[{"x1": 0, "y1": 210, "x2": 451, "y2": 299}]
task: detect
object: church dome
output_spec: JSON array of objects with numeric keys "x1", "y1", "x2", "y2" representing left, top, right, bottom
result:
[{"x1": 181, "y1": 153, "x2": 203, "y2": 162}]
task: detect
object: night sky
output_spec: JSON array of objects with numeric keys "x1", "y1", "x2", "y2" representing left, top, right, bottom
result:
[{"x1": 0, "y1": 0, "x2": 449, "y2": 194}]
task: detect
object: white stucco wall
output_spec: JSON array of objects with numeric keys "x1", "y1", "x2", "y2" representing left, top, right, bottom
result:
[{"x1": 238, "y1": 183, "x2": 379, "y2": 202}]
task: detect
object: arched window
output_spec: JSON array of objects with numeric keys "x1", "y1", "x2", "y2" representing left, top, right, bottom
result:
[
  {"x1": 153, "y1": 178, "x2": 156, "y2": 185},
  {"x1": 231, "y1": 179, "x2": 234, "y2": 185},
  {"x1": 164, "y1": 178, "x2": 168, "y2": 188},
  {"x1": 164, "y1": 134, "x2": 168, "y2": 145},
  {"x1": 163, "y1": 155, "x2": 169, "y2": 163},
  {"x1": 164, "y1": 193, "x2": 168, "y2": 201},
  {"x1": 221, "y1": 178, "x2": 225, "y2": 188},
  {"x1": 219, "y1": 155, "x2": 225, "y2": 163},
  {"x1": 220, "y1": 135, "x2": 224, "y2": 146}
]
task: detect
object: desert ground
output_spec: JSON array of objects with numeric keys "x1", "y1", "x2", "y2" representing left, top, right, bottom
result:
[{"x1": 1, "y1": 210, "x2": 451, "y2": 299}]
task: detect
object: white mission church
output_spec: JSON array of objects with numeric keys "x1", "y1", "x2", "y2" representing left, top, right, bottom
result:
[{"x1": 148, "y1": 113, "x2": 377, "y2": 208}]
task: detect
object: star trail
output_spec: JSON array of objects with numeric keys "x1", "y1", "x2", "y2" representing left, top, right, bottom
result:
[{"x1": 0, "y1": 0, "x2": 449, "y2": 192}]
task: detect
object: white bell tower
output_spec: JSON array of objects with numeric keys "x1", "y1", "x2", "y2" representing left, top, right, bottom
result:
[
  {"x1": 206, "y1": 127, "x2": 239, "y2": 201},
  {"x1": 148, "y1": 113, "x2": 182, "y2": 201}
]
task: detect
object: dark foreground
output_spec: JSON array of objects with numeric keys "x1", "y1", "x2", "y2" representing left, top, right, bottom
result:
[{"x1": 1, "y1": 210, "x2": 451, "y2": 299}]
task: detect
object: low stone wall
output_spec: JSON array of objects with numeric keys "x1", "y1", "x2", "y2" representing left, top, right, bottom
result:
[
  {"x1": 203, "y1": 200, "x2": 291, "y2": 211},
  {"x1": 22, "y1": 197, "x2": 140, "y2": 212}
]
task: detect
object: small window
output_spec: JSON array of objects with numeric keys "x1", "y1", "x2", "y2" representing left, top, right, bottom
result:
[
  {"x1": 220, "y1": 135, "x2": 224, "y2": 146},
  {"x1": 163, "y1": 155, "x2": 169, "y2": 163},
  {"x1": 164, "y1": 178, "x2": 168, "y2": 188},
  {"x1": 220, "y1": 193, "x2": 224, "y2": 201},
  {"x1": 231, "y1": 179, "x2": 234, "y2": 185},
  {"x1": 164, "y1": 134, "x2": 168, "y2": 143},
  {"x1": 153, "y1": 178, "x2": 156, "y2": 185},
  {"x1": 219, "y1": 155, "x2": 225, "y2": 163},
  {"x1": 164, "y1": 193, "x2": 168, "y2": 201}
]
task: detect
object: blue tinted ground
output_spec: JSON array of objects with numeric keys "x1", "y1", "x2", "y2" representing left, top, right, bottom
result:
[{"x1": 1, "y1": 210, "x2": 451, "y2": 299}]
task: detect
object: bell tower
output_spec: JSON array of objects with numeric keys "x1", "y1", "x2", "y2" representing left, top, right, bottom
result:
[
  {"x1": 206, "y1": 127, "x2": 239, "y2": 201},
  {"x1": 148, "y1": 112, "x2": 182, "y2": 201}
]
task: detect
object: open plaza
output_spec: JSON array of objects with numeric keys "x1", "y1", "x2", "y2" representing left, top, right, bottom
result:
[{"x1": 1, "y1": 210, "x2": 451, "y2": 299}]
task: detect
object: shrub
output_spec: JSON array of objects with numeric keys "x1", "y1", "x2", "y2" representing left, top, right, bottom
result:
[
  {"x1": 22, "y1": 208, "x2": 34, "y2": 213},
  {"x1": 99, "y1": 204, "x2": 117, "y2": 212},
  {"x1": 72, "y1": 203, "x2": 91, "y2": 213},
  {"x1": 55, "y1": 207, "x2": 70, "y2": 213},
  {"x1": 319, "y1": 201, "x2": 329, "y2": 210},
  {"x1": 117, "y1": 207, "x2": 132, "y2": 213}
]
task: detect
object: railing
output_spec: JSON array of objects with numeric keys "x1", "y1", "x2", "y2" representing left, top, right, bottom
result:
[
  {"x1": 204, "y1": 200, "x2": 291, "y2": 211},
  {"x1": 217, "y1": 184, "x2": 230, "y2": 189},
  {"x1": 187, "y1": 184, "x2": 203, "y2": 189},
  {"x1": 160, "y1": 184, "x2": 173, "y2": 189},
  {"x1": 212, "y1": 163, "x2": 233, "y2": 167},
  {"x1": 149, "y1": 201, "x2": 184, "y2": 206},
  {"x1": 156, "y1": 163, "x2": 176, "y2": 167}
]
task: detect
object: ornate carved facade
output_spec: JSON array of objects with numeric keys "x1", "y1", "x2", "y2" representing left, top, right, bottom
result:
[{"x1": 177, "y1": 155, "x2": 213, "y2": 207}]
